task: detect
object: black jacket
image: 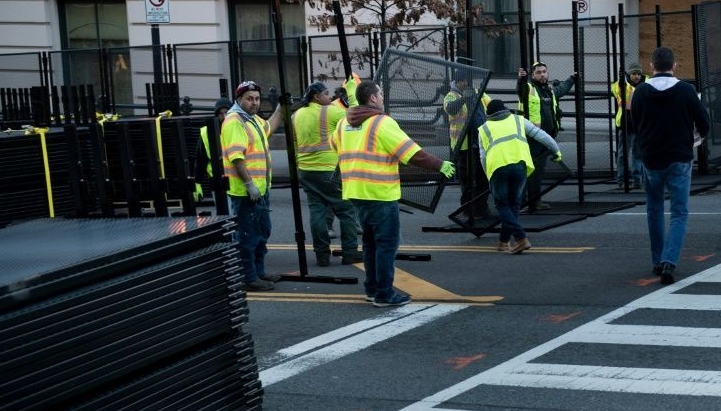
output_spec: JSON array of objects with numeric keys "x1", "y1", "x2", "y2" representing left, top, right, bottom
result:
[{"x1": 630, "y1": 73, "x2": 710, "y2": 169}]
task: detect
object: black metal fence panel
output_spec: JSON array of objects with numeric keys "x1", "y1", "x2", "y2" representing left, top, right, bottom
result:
[
  {"x1": 695, "y1": 2, "x2": 721, "y2": 168},
  {"x1": 535, "y1": 17, "x2": 613, "y2": 178},
  {"x1": 374, "y1": 48, "x2": 491, "y2": 213}
]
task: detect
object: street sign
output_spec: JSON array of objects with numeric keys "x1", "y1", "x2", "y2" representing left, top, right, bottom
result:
[{"x1": 145, "y1": 0, "x2": 170, "y2": 24}]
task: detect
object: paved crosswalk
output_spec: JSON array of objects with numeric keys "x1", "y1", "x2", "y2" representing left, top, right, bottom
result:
[{"x1": 400, "y1": 262, "x2": 721, "y2": 410}]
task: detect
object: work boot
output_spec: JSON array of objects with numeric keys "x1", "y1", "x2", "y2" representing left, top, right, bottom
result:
[
  {"x1": 260, "y1": 273, "x2": 282, "y2": 282},
  {"x1": 316, "y1": 252, "x2": 330, "y2": 267},
  {"x1": 508, "y1": 238, "x2": 531, "y2": 254},
  {"x1": 496, "y1": 241, "x2": 510, "y2": 252},
  {"x1": 244, "y1": 279, "x2": 274, "y2": 291},
  {"x1": 342, "y1": 250, "x2": 364, "y2": 265}
]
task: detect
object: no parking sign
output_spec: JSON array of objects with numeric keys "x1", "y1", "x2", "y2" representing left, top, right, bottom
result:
[{"x1": 146, "y1": 0, "x2": 170, "y2": 24}]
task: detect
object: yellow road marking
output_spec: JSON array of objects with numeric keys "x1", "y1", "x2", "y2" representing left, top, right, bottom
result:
[
  {"x1": 267, "y1": 244, "x2": 593, "y2": 254},
  {"x1": 247, "y1": 267, "x2": 503, "y2": 306}
]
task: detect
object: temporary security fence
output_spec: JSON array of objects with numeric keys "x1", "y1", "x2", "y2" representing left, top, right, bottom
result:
[
  {"x1": 694, "y1": 2, "x2": 721, "y2": 170},
  {"x1": 0, "y1": 216, "x2": 263, "y2": 410},
  {"x1": 373, "y1": 48, "x2": 492, "y2": 214},
  {"x1": 1, "y1": 2, "x2": 720, "y2": 196}
]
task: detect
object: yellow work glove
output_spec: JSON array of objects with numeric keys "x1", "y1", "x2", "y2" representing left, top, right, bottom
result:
[
  {"x1": 343, "y1": 73, "x2": 359, "y2": 107},
  {"x1": 439, "y1": 160, "x2": 456, "y2": 179},
  {"x1": 552, "y1": 151, "x2": 563, "y2": 162},
  {"x1": 193, "y1": 183, "x2": 203, "y2": 202}
]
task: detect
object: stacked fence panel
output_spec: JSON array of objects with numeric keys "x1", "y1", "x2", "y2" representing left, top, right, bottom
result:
[{"x1": 0, "y1": 217, "x2": 263, "y2": 411}]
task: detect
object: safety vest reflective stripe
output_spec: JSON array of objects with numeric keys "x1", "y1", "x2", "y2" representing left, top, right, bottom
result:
[
  {"x1": 479, "y1": 114, "x2": 535, "y2": 179},
  {"x1": 336, "y1": 114, "x2": 415, "y2": 201},
  {"x1": 200, "y1": 126, "x2": 213, "y2": 177},
  {"x1": 519, "y1": 84, "x2": 558, "y2": 128},
  {"x1": 296, "y1": 106, "x2": 331, "y2": 153},
  {"x1": 481, "y1": 115, "x2": 526, "y2": 152},
  {"x1": 221, "y1": 112, "x2": 271, "y2": 196},
  {"x1": 444, "y1": 91, "x2": 468, "y2": 150}
]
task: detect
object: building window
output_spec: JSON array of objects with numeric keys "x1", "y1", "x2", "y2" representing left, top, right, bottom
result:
[
  {"x1": 229, "y1": 1, "x2": 306, "y2": 100},
  {"x1": 58, "y1": 1, "x2": 130, "y2": 112}
]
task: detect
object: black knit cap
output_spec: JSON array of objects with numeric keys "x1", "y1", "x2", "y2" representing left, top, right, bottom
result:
[
  {"x1": 485, "y1": 99, "x2": 508, "y2": 116},
  {"x1": 301, "y1": 82, "x2": 327, "y2": 105},
  {"x1": 214, "y1": 98, "x2": 232, "y2": 115},
  {"x1": 452, "y1": 69, "x2": 471, "y2": 82}
]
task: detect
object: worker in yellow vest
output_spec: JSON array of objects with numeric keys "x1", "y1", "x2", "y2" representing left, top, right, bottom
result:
[
  {"x1": 194, "y1": 97, "x2": 232, "y2": 202},
  {"x1": 517, "y1": 62, "x2": 575, "y2": 211},
  {"x1": 331, "y1": 81, "x2": 455, "y2": 307},
  {"x1": 478, "y1": 100, "x2": 562, "y2": 254},
  {"x1": 611, "y1": 62, "x2": 647, "y2": 189},
  {"x1": 292, "y1": 79, "x2": 363, "y2": 267},
  {"x1": 326, "y1": 74, "x2": 362, "y2": 237},
  {"x1": 221, "y1": 80, "x2": 283, "y2": 291},
  {"x1": 443, "y1": 69, "x2": 492, "y2": 220}
]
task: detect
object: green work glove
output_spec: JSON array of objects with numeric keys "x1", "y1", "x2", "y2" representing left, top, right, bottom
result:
[
  {"x1": 193, "y1": 183, "x2": 203, "y2": 202},
  {"x1": 343, "y1": 73, "x2": 359, "y2": 107},
  {"x1": 552, "y1": 150, "x2": 563, "y2": 162},
  {"x1": 439, "y1": 160, "x2": 455, "y2": 179}
]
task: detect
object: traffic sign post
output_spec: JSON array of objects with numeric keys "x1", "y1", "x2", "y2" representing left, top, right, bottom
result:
[
  {"x1": 145, "y1": 0, "x2": 169, "y2": 86},
  {"x1": 145, "y1": 0, "x2": 170, "y2": 24}
]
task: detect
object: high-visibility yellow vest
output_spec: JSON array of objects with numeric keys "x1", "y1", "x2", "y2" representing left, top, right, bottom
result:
[
  {"x1": 478, "y1": 114, "x2": 535, "y2": 179},
  {"x1": 443, "y1": 90, "x2": 492, "y2": 150},
  {"x1": 221, "y1": 112, "x2": 272, "y2": 196},
  {"x1": 292, "y1": 102, "x2": 345, "y2": 171},
  {"x1": 611, "y1": 76, "x2": 648, "y2": 127},
  {"x1": 331, "y1": 114, "x2": 421, "y2": 201},
  {"x1": 199, "y1": 126, "x2": 213, "y2": 177},
  {"x1": 518, "y1": 83, "x2": 559, "y2": 129}
]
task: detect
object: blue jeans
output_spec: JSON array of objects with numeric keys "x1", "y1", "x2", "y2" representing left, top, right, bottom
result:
[
  {"x1": 643, "y1": 161, "x2": 691, "y2": 268},
  {"x1": 352, "y1": 200, "x2": 400, "y2": 300},
  {"x1": 616, "y1": 130, "x2": 643, "y2": 184},
  {"x1": 489, "y1": 162, "x2": 527, "y2": 243},
  {"x1": 229, "y1": 193, "x2": 272, "y2": 282},
  {"x1": 298, "y1": 170, "x2": 358, "y2": 255}
]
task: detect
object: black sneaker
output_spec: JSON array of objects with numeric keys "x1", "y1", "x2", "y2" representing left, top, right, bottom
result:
[
  {"x1": 245, "y1": 279, "x2": 275, "y2": 291},
  {"x1": 342, "y1": 251, "x2": 364, "y2": 265},
  {"x1": 660, "y1": 262, "x2": 675, "y2": 285},
  {"x1": 372, "y1": 293, "x2": 411, "y2": 307}
]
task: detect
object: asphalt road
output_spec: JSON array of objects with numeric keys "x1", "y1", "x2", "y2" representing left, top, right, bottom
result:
[{"x1": 243, "y1": 179, "x2": 721, "y2": 411}]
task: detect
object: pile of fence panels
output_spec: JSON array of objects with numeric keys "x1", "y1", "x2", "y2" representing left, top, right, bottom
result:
[
  {"x1": 0, "y1": 216, "x2": 263, "y2": 411},
  {"x1": 0, "y1": 127, "x2": 86, "y2": 226}
]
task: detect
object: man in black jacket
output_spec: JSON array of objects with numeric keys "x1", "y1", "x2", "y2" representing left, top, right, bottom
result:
[
  {"x1": 631, "y1": 47, "x2": 710, "y2": 285},
  {"x1": 516, "y1": 62, "x2": 575, "y2": 210}
]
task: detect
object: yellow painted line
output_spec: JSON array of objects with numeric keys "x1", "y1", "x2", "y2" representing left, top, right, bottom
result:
[
  {"x1": 267, "y1": 244, "x2": 593, "y2": 253},
  {"x1": 393, "y1": 267, "x2": 503, "y2": 304},
  {"x1": 247, "y1": 267, "x2": 503, "y2": 306}
]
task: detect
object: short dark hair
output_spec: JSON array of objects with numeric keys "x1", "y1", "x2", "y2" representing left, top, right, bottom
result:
[
  {"x1": 356, "y1": 81, "x2": 380, "y2": 105},
  {"x1": 652, "y1": 47, "x2": 675, "y2": 72}
]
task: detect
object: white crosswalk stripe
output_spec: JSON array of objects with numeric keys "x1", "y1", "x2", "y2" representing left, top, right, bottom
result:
[{"x1": 400, "y1": 262, "x2": 721, "y2": 411}]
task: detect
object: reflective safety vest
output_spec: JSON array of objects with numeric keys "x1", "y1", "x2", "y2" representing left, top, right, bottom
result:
[
  {"x1": 331, "y1": 114, "x2": 421, "y2": 201},
  {"x1": 611, "y1": 76, "x2": 648, "y2": 127},
  {"x1": 292, "y1": 102, "x2": 345, "y2": 171},
  {"x1": 221, "y1": 112, "x2": 272, "y2": 196},
  {"x1": 518, "y1": 83, "x2": 559, "y2": 129},
  {"x1": 444, "y1": 90, "x2": 492, "y2": 150},
  {"x1": 199, "y1": 126, "x2": 213, "y2": 177},
  {"x1": 478, "y1": 114, "x2": 535, "y2": 179}
]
